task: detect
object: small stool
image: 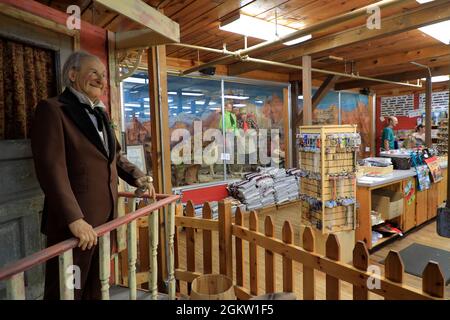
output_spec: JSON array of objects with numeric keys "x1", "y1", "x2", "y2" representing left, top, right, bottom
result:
[{"x1": 249, "y1": 292, "x2": 296, "y2": 300}]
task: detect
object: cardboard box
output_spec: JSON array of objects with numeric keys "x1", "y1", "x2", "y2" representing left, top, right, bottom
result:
[
  {"x1": 372, "y1": 189, "x2": 403, "y2": 220},
  {"x1": 359, "y1": 165, "x2": 393, "y2": 177}
]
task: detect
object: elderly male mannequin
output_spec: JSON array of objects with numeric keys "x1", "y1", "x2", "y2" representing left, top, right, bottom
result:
[{"x1": 31, "y1": 51, "x2": 155, "y2": 300}]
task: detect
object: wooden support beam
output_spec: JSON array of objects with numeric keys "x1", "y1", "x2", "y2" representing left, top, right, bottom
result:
[
  {"x1": 302, "y1": 56, "x2": 312, "y2": 125},
  {"x1": 290, "y1": 81, "x2": 299, "y2": 167},
  {"x1": 148, "y1": 45, "x2": 171, "y2": 290},
  {"x1": 334, "y1": 65, "x2": 450, "y2": 90},
  {"x1": 116, "y1": 29, "x2": 179, "y2": 49},
  {"x1": 425, "y1": 76, "x2": 432, "y2": 147},
  {"x1": 227, "y1": 0, "x2": 450, "y2": 76},
  {"x1": 312, "y1": 75, "x2": 340, "y2": 109},
  {"x1": 95, "y1": 0, "x2": 179, "y2": 44}
]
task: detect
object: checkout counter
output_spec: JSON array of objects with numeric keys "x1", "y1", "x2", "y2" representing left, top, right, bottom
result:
[{"x1": 356, "y1": 156, "x2": 447, "y2": 250}]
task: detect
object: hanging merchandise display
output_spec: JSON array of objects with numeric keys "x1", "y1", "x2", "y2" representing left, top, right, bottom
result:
[
  {"x1": 297, "y1": 125, "x2": 361, "y2": 233},
  {"x1": 410, "y1": 150, "x2": 431, "y2": 191}
]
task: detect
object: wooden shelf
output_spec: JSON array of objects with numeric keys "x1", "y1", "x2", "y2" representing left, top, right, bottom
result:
[{"x1": 372, "y1": 233, "x2": 400, "y2": 248}]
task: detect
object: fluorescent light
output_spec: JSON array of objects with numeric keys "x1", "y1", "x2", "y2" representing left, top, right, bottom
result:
[
  {"x1": 182, "y1": 106, "x2": 191, "y2": 110},
  {"x1": 124, "y1": 108, "x2": 133, "y2": 111},
  {"x1": 419, "y1": 20, "x2": 450, "y2": 44},
  {"x1": 182, "y1": 92, "x2": 204, "y2": 96},
  {"x1": 124, "y1": 103, "x2": 141, "y2": 107},
  {"x1": 209, "y1": 102, "x2": 217, "y2": 105},
  {"x1": 124, "y1": 77, "x2": 147, "y2": 84},
  {"x1": 233, "y1": 104, "x2": 246, "y2": 107},
  {"x1": 224, "y1": 95, "x2": 249, "y2": 100},
  {"x1": 210, "y1": 107, "x2": 221, "y2": 111},
  {"x1": 143, "y1": 98, "x2": 149, "y2": 101},
  {"x1": 220, "y1": 14, "x2": 312, "y2": 46},
  {"x1": 421, "y1": 75, "x2": 450, "y2": 82},
  {"x1": 169, "y1": 106, "x2": 178, "y2": 109},
  {"x1": 130, "y1": 90, "x2": 139, "y2": 94},
  {"x1": 255, "y1": 100, "x2": 264, "y2": 103},
  {"x1": 284, "y1": 34, "x2": 312, "y2": 46},
  {"x1": 195, "y1": 100, "x2": 205, "y2": 105},
  {"x1": 298, "y1": 95, "x2": 303, "y2": 99},
  {"x1": 416, "y1": 0, "x2": 434, "y2": 3},
  {"x1": 168, "y1": 91, "x2": 177, "y2": 95},
  {"x1": 144, "y1": 112, "x2": 150, "y2": 115}
]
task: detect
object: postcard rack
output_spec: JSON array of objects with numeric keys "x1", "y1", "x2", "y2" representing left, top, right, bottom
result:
[{"x1": 297, "y1": 125, "x2": 361, "y2": 233}]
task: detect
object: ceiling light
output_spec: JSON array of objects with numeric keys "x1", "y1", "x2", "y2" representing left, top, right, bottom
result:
[
  {"x1": 168, "y1": 91, "x2": 177, "y2": 95},
  {"x1": 124, "y1": 103, "x2": 141, "y2": 108},
  {"x1": 210, "y1": 107, "x2": 221, "y2": 111},
  {"x1": 416, "y1": 0, "x2": 434, "y2": 3},
  {"x1": 182, "y1": 92, "x2": 204, "y2": 96},
  {"x1": 195, "y1": 100, "x2": 206, "y2": 105},
  {"x1": 220, "y1": 14, "x2": 311, "y2": 46},
  {"x1": 421, "y1": 75, "x2": 450, "y2": 82},
  {"x1": 298, "y1": 95, "x2": 303, "y2": 99},
  {"x1": 418, "y1": 20, "x2": 450, "y2": 44},
  {"x1": 233, "y1": 104, "x2": 246, "y2": 107},
  {"x1": 124, "y1": 77, "x2": 147, "y2": 84},
  {"x1": 224, "y1": 95, "x2": 249, "y2": 100},
  {"x1": 124, "y1": 108, "x2": 133, "y2": 111}
]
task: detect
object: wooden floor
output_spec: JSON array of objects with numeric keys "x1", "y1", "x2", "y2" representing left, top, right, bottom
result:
[{"x1": 176, "y1": 202, "x2": 450, "y2": 299}]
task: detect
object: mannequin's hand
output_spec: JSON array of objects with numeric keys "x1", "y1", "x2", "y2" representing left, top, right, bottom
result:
[
  {"x1": 134, "y1": 176, "x2": 156, "y2": 200},
  {"x1": 68, "y1": 219, "x2": 97, "y2": 251}
]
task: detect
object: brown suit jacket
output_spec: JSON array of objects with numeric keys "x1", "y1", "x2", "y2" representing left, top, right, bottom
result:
[{"x1": 31, "y1": 88, "x2": 145, "y2": 235}]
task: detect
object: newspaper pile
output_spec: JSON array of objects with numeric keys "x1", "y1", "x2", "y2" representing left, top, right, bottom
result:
[{"x1": 228, "y1": 167, "x2": 300, "y2": 211}]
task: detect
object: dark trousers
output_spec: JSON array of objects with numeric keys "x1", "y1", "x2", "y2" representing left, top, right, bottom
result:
[{"x1": 43, "y1": 231, "x2": 101, "y2": 300}]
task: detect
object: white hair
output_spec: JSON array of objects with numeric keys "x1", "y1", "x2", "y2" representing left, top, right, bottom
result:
[{"x1": 62, "y1": 51, "x2": 100, "y2": 88}]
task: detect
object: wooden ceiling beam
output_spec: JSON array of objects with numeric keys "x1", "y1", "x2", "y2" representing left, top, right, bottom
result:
[
  {"x1": 227, "y1": 0, "x2": 450, "y2": 76},
  {"x1": 312, "y1": 75, "x2": 340, "y2": 109},
  {"x1": 95, "y1": 0, "x2": 179, "y2": 44},
  {"x1": 334, "y1": 65, "x2": 450, "y2": 90}
]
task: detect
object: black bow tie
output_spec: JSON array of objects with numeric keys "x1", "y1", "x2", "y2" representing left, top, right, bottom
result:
[{"x1": 83, "y1": 105, "x2": 104, "y2": 132}]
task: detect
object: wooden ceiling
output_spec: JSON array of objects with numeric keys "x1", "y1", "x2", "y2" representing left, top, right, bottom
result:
[{"x1": 38, "y1": 0, "x2": 449, "y2": 94}]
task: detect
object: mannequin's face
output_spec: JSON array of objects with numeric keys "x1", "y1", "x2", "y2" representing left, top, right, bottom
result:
[{"x1": 69, "y1": 57, "x2": 107, "y2": 101}]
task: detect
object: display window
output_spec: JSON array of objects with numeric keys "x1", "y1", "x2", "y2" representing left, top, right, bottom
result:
[{"x1": 121, "y1": 73, "x2": 289, "y2": 189}]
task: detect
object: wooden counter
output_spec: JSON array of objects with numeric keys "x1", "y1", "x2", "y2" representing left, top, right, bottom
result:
[{"x1": 356, "y1": 168, "x2": 447, "y2": 250}]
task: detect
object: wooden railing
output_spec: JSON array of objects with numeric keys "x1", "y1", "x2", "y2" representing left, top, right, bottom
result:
[
  {"x1": 174, "y1": 200, "x2": 446, "y2": 300},
  {"x1": 0, "y1": 192, "x2": 180, "y2": 300}
]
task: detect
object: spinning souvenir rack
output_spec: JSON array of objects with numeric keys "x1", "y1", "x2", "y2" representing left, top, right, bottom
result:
[{"x1": 297, "y1": 125, "x2": 361, "y2": 233}]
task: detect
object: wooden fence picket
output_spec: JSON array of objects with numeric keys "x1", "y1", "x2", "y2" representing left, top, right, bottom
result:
[
  {"x1": 384, "y1": 251, "x2": 404, "y2": 300},
  {"x1": 325, "y1": 234, "x2": 340, "y2": 300},
  {"x1": 282, "y1": 221, "x2": 293, "y2": 293},
  {"x1": 302, "y1": 227, "x2": 315, "y2": 300},
  {"x1": 219, "y1": 201, "x2": 233, "y2": 278},
  {"x1": 352, "y1": 241, "x2": 369, "y2": 300},
  {"x1": 185, "y1": 200, "x2": 196, "y2": 294},
  {"x1": 202, "y1": 202, "x2": 213, "y2": 274},
  {"x1": 249, "y1": 211, "x2": 258, "y2": 296},
  {"x1": 422, "y1": 261, "x2": 445, "y2": 298},
  {"x1": 264, "y1": 216, "x2": 275, "y2": 293},
  {"x1": 235, "y1": 207, "x2": 244, "y2": 287}
]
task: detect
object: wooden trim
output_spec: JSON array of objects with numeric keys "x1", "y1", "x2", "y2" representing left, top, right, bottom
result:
[{"x1": 175, "y1": 216, "x2": 219, "y2": 231}]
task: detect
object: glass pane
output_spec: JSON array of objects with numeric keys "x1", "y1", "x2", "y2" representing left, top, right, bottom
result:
[
  {"x1": 168, "y1": 75, "x2": 224, "y2": 187},
  {"x1": 223, "y1": 81, "x2": 287, "y2": 178},
  {"x1": 121, "y1": 71, "x2": 152, "y2": 185}
]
